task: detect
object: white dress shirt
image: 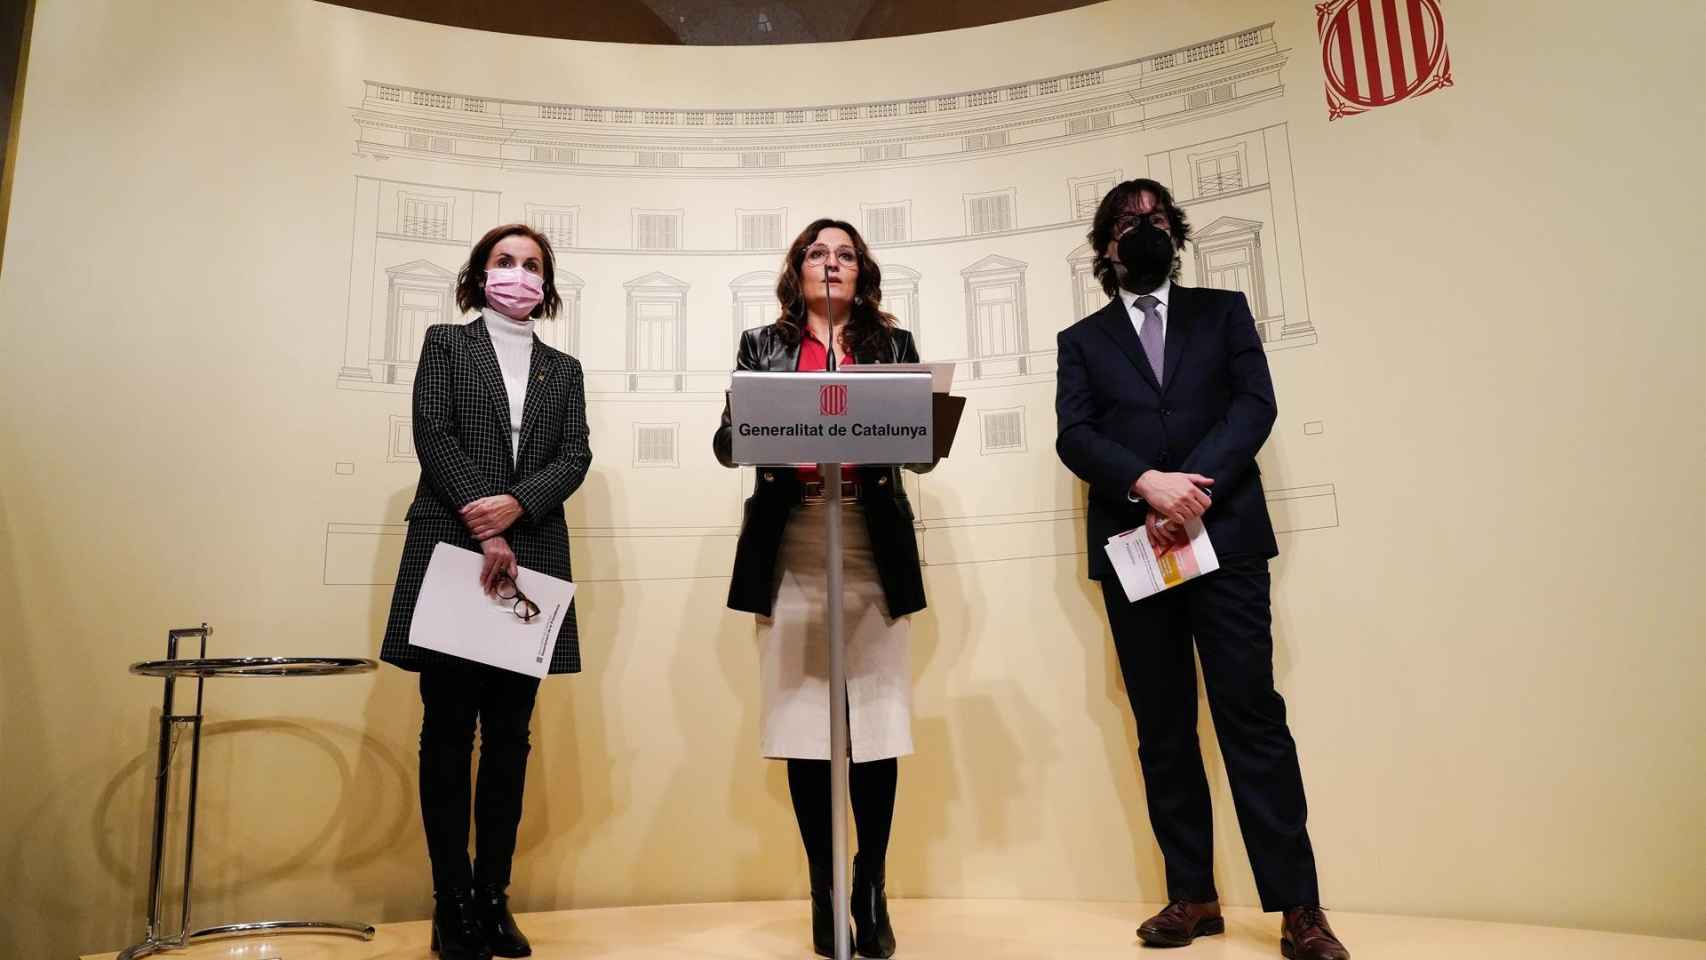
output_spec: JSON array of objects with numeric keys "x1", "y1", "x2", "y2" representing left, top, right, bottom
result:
[{"x1": 1119, "y1": 278, "x2": 1171, "y2": 343}]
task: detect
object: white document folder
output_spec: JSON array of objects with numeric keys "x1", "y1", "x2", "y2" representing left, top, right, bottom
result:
[
  {"x1": 1104, "y1": 519, "x2": 1221, "y2": 603},
  {"x1": 836, "y1": 361, "x2": 956, "y2": 393},
  {"x1": 408, "y1": 542, "x2": 576, "y2": 678}
]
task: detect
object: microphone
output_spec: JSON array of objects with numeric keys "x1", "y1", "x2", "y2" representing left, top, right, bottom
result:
[{"x1": 822, "y1": 260, "x2": 837, "y2": 372}]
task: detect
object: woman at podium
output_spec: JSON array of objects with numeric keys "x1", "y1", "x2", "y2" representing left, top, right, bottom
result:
[
  {"x1": 379, "y1": 224, "x2": 592, "y2": 960},
  {"x1": 713, "y1": 218, "x2": 931, "y2": 959}
]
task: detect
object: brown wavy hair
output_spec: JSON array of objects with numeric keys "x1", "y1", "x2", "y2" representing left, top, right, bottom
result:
[
  {"x1": 455, "y1": 223, "x2": 564, "y2": 320},
  {"x1": 773, "y1": 218, "x2": 897, "y2": 360}
]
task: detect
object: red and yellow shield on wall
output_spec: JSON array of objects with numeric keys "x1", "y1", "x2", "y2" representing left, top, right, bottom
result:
[{"x1": 1317, "y1": 0, "x2": 1454, "y2": 120}]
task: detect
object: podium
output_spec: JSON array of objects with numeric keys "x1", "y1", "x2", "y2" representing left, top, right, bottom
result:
[{"x1": 728, "y1": 368, "x2": 962, "y2": 960}]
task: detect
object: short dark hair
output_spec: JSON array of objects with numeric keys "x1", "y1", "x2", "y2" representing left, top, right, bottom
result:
[
  {"x1": 1088, "y1": 179, "x2": 1192, "y2": 298},
  {"x1": 455, "y1": 223, "x2": 564, "y2": 319}
]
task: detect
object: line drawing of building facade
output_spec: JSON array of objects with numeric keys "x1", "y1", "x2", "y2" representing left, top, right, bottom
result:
[{"x1": 327, "y1": 22, "x2": 1337, "y2": 585}]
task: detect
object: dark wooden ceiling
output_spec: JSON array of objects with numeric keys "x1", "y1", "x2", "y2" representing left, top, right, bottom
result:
[{"x1": 314, "y1": 0, "x2": 1107, "y2": 45}]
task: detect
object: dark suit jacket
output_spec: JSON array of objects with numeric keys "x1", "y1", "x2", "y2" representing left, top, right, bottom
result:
[
  {"x1": 1055, "y1": 286, "x2": 1278, "y2": 580},
  {"x1": 381, "y1": 318, "x2": 592, "y2": 674},
  {"x1": 713, "y1": 324, "x2": 931, "y2": 618}
]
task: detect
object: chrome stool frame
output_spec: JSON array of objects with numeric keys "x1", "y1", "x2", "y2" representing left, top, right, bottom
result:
[{"x1": 117, "y1": 624, "x2": 380, "y2": 960}]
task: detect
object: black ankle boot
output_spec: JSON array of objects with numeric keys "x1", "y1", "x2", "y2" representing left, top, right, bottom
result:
[
  {"x1": 851, "y1": 855, "x2": 896, "y2": 959},
  {"x1": 430, "y1": 890, "x2": 493, "y2": 960},
  {"x1": 809, "y1": 862, "x2": 852, "y2": 959},
  {"x1": 474, "y1": 884, "x2": 532, "y2": 958}
]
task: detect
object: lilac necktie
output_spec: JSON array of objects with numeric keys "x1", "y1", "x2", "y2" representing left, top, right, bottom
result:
[{"x1": 1136, "y1": 295, "x2": 1164, "y2": 385}]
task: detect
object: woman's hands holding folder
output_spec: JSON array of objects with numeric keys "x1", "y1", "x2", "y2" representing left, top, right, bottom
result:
[{"x1": 478, "y1": 536, "x2": 520, "y2": 596}]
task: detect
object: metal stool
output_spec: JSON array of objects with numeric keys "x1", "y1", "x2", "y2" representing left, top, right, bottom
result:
[{"x1": 118, "y1": 624, "x2": 380, "y2": 960}]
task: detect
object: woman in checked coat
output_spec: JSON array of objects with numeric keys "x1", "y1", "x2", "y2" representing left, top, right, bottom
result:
[{"x1": 380, "y1": 223, "x2": 591, "y2": 960}]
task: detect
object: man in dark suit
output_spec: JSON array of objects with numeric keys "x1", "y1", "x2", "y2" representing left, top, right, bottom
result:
[{"x1": 1055, "y1": 179, "x2": 1349, "y2": 960}]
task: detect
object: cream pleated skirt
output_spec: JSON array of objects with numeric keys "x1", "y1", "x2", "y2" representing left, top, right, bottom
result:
[{"x1": 757, "y1": 502, "x2": 914, "y2": 763}]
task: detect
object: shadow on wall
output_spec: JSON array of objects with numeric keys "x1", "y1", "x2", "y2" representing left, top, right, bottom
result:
[
  {"x1": 89, "y1": 716, "x2": 415, "y2": 890},
  {"x1": 510, "y1": 470, "x2": 617, "y2": 913},
  {"x1": 0, "y1": 487, "x2": 50, "y2": 957},
  {"x1": 887, "y1": 532, "x2": 959, "y2": 897}
]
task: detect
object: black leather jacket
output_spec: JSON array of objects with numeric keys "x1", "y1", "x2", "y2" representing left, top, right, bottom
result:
[{"x1": 714, "y1": 323, "x2": 932, "y2": 617}]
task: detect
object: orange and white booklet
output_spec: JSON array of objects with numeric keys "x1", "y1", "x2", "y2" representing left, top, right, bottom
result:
[{"x1": 1104, "y1": 518, "x2": 1220, "y2": 603}]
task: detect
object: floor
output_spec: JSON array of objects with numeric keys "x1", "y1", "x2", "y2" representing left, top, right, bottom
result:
[{"x1": 88, "y1": 898, "x2": 1706, "y2": 960}]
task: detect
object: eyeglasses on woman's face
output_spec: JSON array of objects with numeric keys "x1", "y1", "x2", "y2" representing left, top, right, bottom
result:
[{"x1": 804, "y1": 245, "x2": 859, "y2": 268}]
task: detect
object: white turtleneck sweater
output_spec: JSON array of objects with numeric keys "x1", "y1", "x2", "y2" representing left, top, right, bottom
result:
[{"x1": 481, "y1": 307, "x2": 536, "y2": 461}]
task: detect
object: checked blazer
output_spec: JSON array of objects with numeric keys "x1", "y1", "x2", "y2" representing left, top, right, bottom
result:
[{"x1": 380, "y1": 317, "x2": 592, "y2": 674}]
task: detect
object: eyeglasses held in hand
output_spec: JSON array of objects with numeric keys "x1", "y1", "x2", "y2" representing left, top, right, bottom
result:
[{"x1": 494, "y1": 574, "x2": 541, "y2": 622}]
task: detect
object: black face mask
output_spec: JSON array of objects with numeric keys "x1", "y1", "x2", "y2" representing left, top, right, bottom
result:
[{"x1": 1115, "y1": 220, "x2": 1176, "y2": 294}]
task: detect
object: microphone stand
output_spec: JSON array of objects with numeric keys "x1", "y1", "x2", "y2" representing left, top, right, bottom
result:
[
  {"x1": 819, "y1": 257, "x2": 851, "y2": 960},
  {"x1": 823, "y1": 261, "x2": 838, "y2": 372}
]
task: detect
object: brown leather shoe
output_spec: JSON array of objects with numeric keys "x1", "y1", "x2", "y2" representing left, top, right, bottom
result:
[
  {"x1": 1281, "y1": 906, "x2": 1349, "y2": 960},
  {"x1": 1137, "y1": 899, "x2": 1224, "y2": 948}
]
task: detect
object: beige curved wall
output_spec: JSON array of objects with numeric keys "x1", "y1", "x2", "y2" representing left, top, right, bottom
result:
[{"x1": 2, "y1": 1, "x2": 1703, "y2": 957}]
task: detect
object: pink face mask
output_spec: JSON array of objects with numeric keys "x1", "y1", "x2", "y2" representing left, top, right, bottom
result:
[{"x1": 484, "y1": 267, "x2": 544, "y2": 320}]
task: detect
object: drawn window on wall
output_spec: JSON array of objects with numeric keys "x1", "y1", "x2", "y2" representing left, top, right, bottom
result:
[
  {"x1": 384, "y1": 260, "x2": 455, "y2": 384},
  {"x1": 975, "y1": 286, "x2": 1020, "y2": 353},
  {"x1": 730, "y1": 271, "x2": 777, "y2": 348},
  {"x1": 979, "y1": 407, "x2": 1027, "y2": 454},
  {"x1": 526, "y1": 204, "x2": 578, "y2": 250},
  {"x1": 1193, "y1": 217, "x2": 1268, "y2": 332},
  {"x1": 960, "y1": 254, "x2": 1029, "y2": 377},
  {"x1": 399, "y1": 193, "x2": 452, "y2": 240},
  {"x1": 634, "y1": 209, "x2": 683, "y2": 250},
  {"x1": 1068, "y1": 170, "x2": 1121, "y2": 220},
  {"x1": 737, "y1": 209, "x2": 787, "y2": 250},
  {"x1": 388, "y1": 415, "x2": 416, "y2": 462},
  {"x1": 964, "y1": 189, "x2": 1016, "y2": 236},
  {"x1": 863, "y1": 201, "x2": 910, "y2": 243},
  {"x1": 624, "y1": 272, "x2": 688, "y2": 391},
  {"x1": 633, "y1": 423, "x2": 680, "y2": 468},
  {"x1": 882, "y1": 264, "x2": 920, "y2": 332},
  {"x1": 1191, "y1": 145, "x2": 1246, "y2": 197},
  {"x1": 1066, "y1": 242, "x2": 1107, "y2": 320},
  {"x1": 549, "y1": 269, "x2": 584, "y2": 357},
  {"x1": 634, "y1": 303, "x2": 678, "y2": 369}
]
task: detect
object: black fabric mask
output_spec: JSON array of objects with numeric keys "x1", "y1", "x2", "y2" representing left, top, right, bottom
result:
[{"x1": 1115, "y1": 220, "x2": 1176, "y2": 294}]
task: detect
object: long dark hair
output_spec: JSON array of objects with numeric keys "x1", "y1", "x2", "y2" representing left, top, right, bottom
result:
[
  {"x1": 773, "y1": 218, "x2": 897, "y2": 361},
  {"x1": 455, "y1": 223, "x2": 564, "y2": 319},
  {"x1": 1088, "y1": 179, "x2": 1192, "y2": 297}
]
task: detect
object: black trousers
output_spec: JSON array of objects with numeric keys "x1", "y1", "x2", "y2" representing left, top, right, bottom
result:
[
  {"x1": 1100, "y1": 556, "x2": 1319, "y2": 912},
  {"x1": 418, "y1": 664, "x2": 541, "y2": 895},
  {"x1": 786, "y1": 758, "x2": 898, "y2": 879}
]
